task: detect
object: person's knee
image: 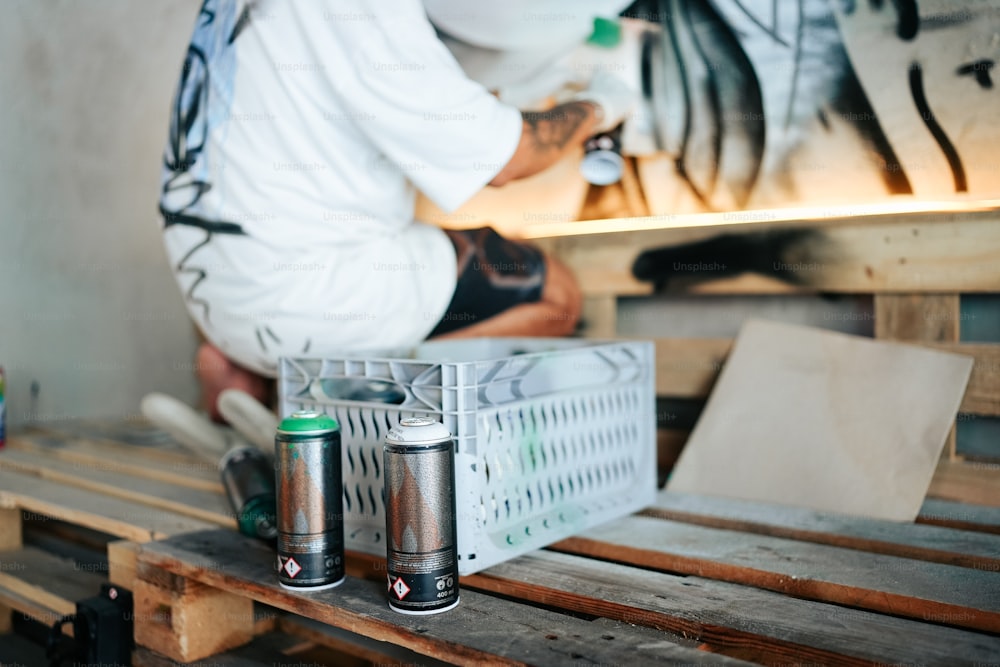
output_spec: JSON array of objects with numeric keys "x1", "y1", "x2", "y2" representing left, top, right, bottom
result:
[{"x1": 541, "y1": 254, "x2": 582, "y2": 335}]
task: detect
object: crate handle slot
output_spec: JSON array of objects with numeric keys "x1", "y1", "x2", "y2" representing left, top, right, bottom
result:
[{"x1": 308, "y1": 377, "x2": 407, "y2": 405}]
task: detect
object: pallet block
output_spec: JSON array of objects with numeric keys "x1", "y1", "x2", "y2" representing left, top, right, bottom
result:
[{"x1": 133, "y1": 561, "x2": 254, "y2": 663}]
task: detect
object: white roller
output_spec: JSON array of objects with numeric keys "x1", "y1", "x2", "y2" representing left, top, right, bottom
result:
[
  {"x1": 217, "y1": 389, "x2": 278, "y2": 454},
  {"x1": 140, "y1": 392, "x2": 230, "y2": 462}
]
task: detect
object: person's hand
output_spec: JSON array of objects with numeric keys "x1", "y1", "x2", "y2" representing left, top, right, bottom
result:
[{"x1": 572, "y1": 70, "x2": 639, "y2": 134}]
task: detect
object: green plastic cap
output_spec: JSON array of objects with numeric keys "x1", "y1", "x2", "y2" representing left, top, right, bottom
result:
[
  {"x1": 587, "y1": 17, "x2": 621, "y2": 48},
  {"x1": 278, "y1": 410, "x2": 339, "y2": 433}
]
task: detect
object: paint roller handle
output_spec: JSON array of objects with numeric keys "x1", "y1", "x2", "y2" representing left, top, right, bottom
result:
[
  {"x1": 140, "y1": 392, "x2": 230, "y2": 462},
  {"x1": 217, "y1": 389, "x2": 278, "y2": 455}
]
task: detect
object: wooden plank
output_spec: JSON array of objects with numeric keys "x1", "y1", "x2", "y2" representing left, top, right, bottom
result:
[
  {"x1": 527, "y1": 206, "x2": 1000, "y2": 295},
  {"x1": 925, "y1": 343, "x2": 1000, "y2": 416},
  {"x1": 465, "y1": 550, "x2": 1000, "y2": 667},
  {"x1": 131, "y1": 632, "x2": 312, "y2": 667},
  {"x1": 108, "y1": 539, "x2": 139, "y2": 589},
  {"x1": 136, "y1": 529, "x2": 754, "y2": 667},
  {"x1": 645, "y1": 492, "x2": 1000, "y2": 571},
  {"x1": 580, "y1": 295, "x2": 617, "y2": 338},
  {"x1": 9, "y1": 433, "x2": 223, "y2": 493},
  {"x1": 919, "y1": 498, "x2": 1000, "y2": 535},
  {"x1": 134, "y1": 566, "x2": 255, "y2": 663},
  {"x1": 928, "y1": 459, "x2": 1000, "y2": 507},
  {"x1": 0, "y1": 507, "x2": 21, "y2": 551},
  {"x1": 279, "y1": 615, "x2": 455, "y2": 667},
  {"x1": 0, "y1": 448, "x2": 235, "y2": 528},
  {"x1": 0, "y1": 547, "x2": 105, "y2": 619},
  {"x1": 654, "y1": 338, "x2": 731, "y2": 397},
  {"x1": 552, "y1": 516, "x2": 1000, "y2": 633},
  {"x1": 0, "y1": 468, "x2": 217, "y2": 542},
  {"x1": 874, "y1": 294, "x2": 961, "y2": 342},
  {"x1": 27, "y1": 420, "x2": 197, "y2": 461},
  {"x1": 0, "y1": 585, "x2": 64, "y2": 630},
  {"x1": 0, "y1": 603, "x2": 11, "y2": 633},
  {"x1": 875, "y1": 294, "x2": 961, "y2": 457},
  {"x1": 651, "y1": 338, "x2": 1000, "y2": 417}
]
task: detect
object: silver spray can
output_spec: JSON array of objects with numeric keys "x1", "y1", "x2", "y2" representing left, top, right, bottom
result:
[
  {"x1": 275, "y1": 410, "x2": 344, "y2": 590},
  {"x1": 384, "y1": 417, "x2": 459, "y2": 614}
]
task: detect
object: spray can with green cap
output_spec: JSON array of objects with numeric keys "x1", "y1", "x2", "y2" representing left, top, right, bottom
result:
[{"x1": 275, "y1": 410, "x2": 344, "y2": 590}]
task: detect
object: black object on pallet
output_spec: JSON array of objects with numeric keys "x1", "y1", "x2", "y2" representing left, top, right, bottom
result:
[{"x1": 46, "y1": 583, "x2": 134, "y2": 667}]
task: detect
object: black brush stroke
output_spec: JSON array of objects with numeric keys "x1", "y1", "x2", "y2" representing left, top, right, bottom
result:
[
  {"x1": 681, "y1": 0, "x2": 723, "y2": 199},
  {"x1": 229, "y1": 4, "x2": 252, "y2": 44},
  {"x1": 909, "y1": 63, "x2": 967, "y2": 192},
  {"x1": 175, "y1": 231, "x2": 215, "y2": 325}
]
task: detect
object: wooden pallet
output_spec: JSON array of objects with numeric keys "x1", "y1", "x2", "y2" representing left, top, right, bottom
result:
[
  {"x1": 3, "y1": 419, "x2": 999, "y2": 665},
  {"x1": 528, "y1": 206, "x2": 1000, "y2": 488},
  {"x1": 0, "y1": 422, "x2": 452, "y2": 666}
]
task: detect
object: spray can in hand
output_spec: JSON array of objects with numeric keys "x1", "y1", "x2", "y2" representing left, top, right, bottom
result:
[{"x1": 580, "y1": 125, "x2": 624, "y2": 186}]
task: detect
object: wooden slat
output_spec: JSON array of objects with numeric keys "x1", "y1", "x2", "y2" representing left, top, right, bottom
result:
[
  {"x1": 553, "y1": 516, "x2": 1000, "y2": 633},
  {"x1": 927, "y1": 459, "x2": 1000, "y2": 507},
  {"x1": 580, "y1": 295, "x2": 618, "y2": 338},
  {"x1": 0, "y1": 547, "x2": 105, "y2": 621},
  {"x1": 645, "y1": 492, "x2": 1000, "y2": 570},
  {"x1": 9, "y1": 433, "x2": 223, "y2": 493},
  {"x1": 131, "y1": 633, "x2": 319, "y2": 667},
  {"x1": 875, "y1": 294, "x2": 962, "y2": 457},
  {"x1": 874, "y1": 294, "x2": 961, "y2": 342},
  {"x1": 0, "y1": 468, "x2": 217, "y2": 542},
  {"x1": 0, "y1": 449, "x2": 235, "y2": 528},
  {"x1": 918, "y1": 498, "x2": 1000, "y2": 535},
  {"x1": 279, "y1": 615, "x2": 455, "y2": 667},
  {"x1": 653, "y1": 338, "x2": 1000, "y2": 417},
  {"x1": 27, "y1": 420, "x2": 196, "y2": 461},
  {"x1": 136, "y1": 529, "x2": 754, "y2": 667},
  {"x1": 654, "y1": 338, "x2": 731, "y2": 397},
  {"x1": 925, "y1": 343, "x2": 1000, "y2": 416},
  {"x1": 464, "y1": 551, "x2": 1000, "y2": 667},
  {"x1": 0, "y1": 507, "x2": 21, "y2": 551},
  {"x1": 529, "y1": 207, "x2": 1000, "y2": 295}
]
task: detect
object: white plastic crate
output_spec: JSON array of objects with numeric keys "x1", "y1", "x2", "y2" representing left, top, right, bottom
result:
[{"x1": 278, "y1": 337, "x2": 656, "y2": 574}]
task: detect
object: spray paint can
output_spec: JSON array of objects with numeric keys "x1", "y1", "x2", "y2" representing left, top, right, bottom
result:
[
  {"x1": 580, "y1": 126, "x2": 624, "y2": 186},
  {"x1": 219, "y1": 446, "x2": 277, "y2": 542},
  {"x1": 383, "y1": 417, "x2": 459, "y2": 614},
  {"x1": 275, "y1": 410, "x2": 344, "y2": 590},
  {"x1": 0, "y1": 366, "x2": 6, "y2": 449}
]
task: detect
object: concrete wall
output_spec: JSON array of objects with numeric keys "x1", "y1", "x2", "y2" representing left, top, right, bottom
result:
[{"x1": 0, "y1": 1, "x2": 202, "y2": 426}]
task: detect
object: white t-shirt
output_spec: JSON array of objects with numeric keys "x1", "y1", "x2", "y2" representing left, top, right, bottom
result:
[{"x1": 160, "y1": 0, "x2": 522, "y2": 375}]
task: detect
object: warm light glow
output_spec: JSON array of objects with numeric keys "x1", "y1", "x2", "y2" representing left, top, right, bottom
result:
[{"x1": 519, "y1": 198, "x2": 1000, "y2": 239}]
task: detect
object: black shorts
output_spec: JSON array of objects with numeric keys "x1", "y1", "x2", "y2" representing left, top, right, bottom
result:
[{"x1": 429, "y1": 227, "x2": 547, "y2": 337}]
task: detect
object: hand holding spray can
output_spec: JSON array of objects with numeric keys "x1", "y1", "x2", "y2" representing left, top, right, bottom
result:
[
  {"x1": 580, "y1": 125, "x2": 624, "y2": 186},
  {"x1": 384, "y1": 417, "x2": 459, "y2": 614},
  {"x1": 275, "y1": 411, "x2": 344, "y2": 590}
]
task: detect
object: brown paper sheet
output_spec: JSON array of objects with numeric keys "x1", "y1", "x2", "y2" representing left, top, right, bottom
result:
[{"x1": 666, "y1": 319, "x2": 974, "y2": 521}]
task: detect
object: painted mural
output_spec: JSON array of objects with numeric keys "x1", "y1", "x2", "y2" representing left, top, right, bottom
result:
[{"x1": 425, "y1": 0, "x2": 1000, "y2": 227}]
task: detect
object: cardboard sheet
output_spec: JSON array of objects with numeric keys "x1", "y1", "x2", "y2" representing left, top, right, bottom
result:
[{"x1": 666, "y1": 319, "x2": 974, "y2": 521}]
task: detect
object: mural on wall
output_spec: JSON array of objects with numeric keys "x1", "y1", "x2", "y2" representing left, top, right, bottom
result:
[
  {"x1": 428, "y1": 0, "x2": 1000, "y2": 289},
  {"x1": 627, "y1": 0, "x2": 1000, "y2": 215},
  {"x1": 426, "y1": 0, "x2": 1000, "y2": 227}
]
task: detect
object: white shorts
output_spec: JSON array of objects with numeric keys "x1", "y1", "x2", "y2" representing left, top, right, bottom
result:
[{"x1": 163, "y1": 223, "x2": 457, "y2": 376}]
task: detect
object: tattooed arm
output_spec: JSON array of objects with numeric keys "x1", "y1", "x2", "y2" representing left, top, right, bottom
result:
[{"x1": 489, "y1": 101, "x2": 599, "y2": 187}]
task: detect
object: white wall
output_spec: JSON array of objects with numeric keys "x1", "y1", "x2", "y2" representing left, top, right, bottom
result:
[{"x1": 0, "y1": 1, "x2": 203, "y2": 426}]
